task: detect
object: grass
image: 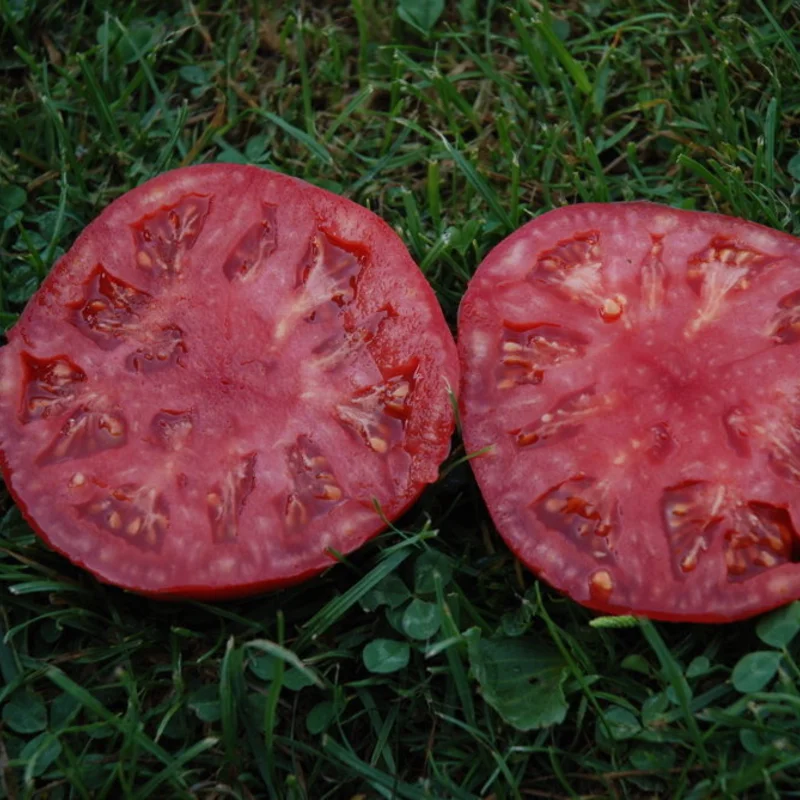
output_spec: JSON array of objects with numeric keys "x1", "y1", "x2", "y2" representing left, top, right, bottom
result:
[{"x1": 1, "y1": 0, "x2": 800, "y2": 797}]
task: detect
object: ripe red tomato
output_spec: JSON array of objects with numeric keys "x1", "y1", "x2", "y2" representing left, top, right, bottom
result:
[
  {"x1": 0, "y1": 165, "x2": 458, "y2": 599},
  {"x1": 459, "y1": 202, "x2": 800, "y2": 622}
]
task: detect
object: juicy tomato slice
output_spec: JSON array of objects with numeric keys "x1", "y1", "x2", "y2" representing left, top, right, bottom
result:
[
  {"x1": 0, "y1": 165, "x2": 458, "y2": 599},
  {"x1": 459, "y1": 202, "x2": 800, "y2": 622}
]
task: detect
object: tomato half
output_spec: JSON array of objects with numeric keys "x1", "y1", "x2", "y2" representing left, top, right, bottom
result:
[
  {"x1": 459, "y1": 203, "x2": 800, "y2": 622},
  {"x1": 0, "y1": 165, "x2": 458, "y2": 599}
]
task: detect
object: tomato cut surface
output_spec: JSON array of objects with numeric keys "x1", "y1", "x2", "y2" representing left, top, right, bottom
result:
[
  {"x1": 0, "y1": 165, "x2": 458, "y2": 599},
  {"x1": 459, "y1": 203, "x2": 800, "y2": 622}
]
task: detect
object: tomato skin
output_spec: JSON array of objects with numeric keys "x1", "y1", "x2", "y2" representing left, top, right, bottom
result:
[
  {"x1": 0, "y1": 165, "x2": 458, "y2": 599},
  {"x1": 459, "y1": 202, "x2": 800, "y2": 623}
]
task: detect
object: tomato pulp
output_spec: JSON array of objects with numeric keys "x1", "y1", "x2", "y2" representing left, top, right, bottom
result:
[
  {"x1": 0, "y1": 165, "x2": 458, "y2": 599},
  {"x1": 459, "y1": 203, "x2": 800, "y2": 622}
]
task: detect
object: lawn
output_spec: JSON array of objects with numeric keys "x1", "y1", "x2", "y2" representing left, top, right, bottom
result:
[{"x1": 2, "y1": 1, "x2": 800, "y2": 798}]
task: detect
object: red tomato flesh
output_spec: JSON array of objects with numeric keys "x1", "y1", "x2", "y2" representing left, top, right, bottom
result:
[
  {"x1": 0, "y1": 165, "x2": 458, "y2": 599},
  {"x1": 459, "y1": 202, "x2": 800, "y2": 622}
]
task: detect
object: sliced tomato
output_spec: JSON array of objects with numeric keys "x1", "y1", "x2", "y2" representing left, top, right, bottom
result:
[
  {"x1": 459, "y1": 202, "x2": 800, "y2": 622},
  {"x1": 0, "y1": 165, "x2": 458, "y2": 599}
]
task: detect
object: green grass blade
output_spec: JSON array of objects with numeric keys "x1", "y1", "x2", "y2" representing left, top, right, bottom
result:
[
  {"x1": 535, "y1": 11, "x2": 592, "y2": 96},
  {"x1": 132, "y1": 737, "x2": 218, "y2": 800},
  {"x1": 45, "y1": 668, "x2": 172, "y2": 766},
  {"x1": 219, "y1": 636, "x2": 243, "y2": 767},
  {"x1": 639, "y1": 619, "x2": 711, "y2": 768},
  {"x1": 256, "y1": 110, "x2": 333, "y2": 167},
  {"x1": 76, "y1": 54, "x2": 125, "y2": 152},
  {"x1": 435, "y1": 132, "x2": 513, "y2": 231},
  {"x1": 245, "y1": 637, "x2": 325, "y2": 689},
  {"x1": 297, "y1": 548, "x2": 412, "y2": 648},
  {"x1": 322, "y1": 737, "x2": 428, "y2": 800}
]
